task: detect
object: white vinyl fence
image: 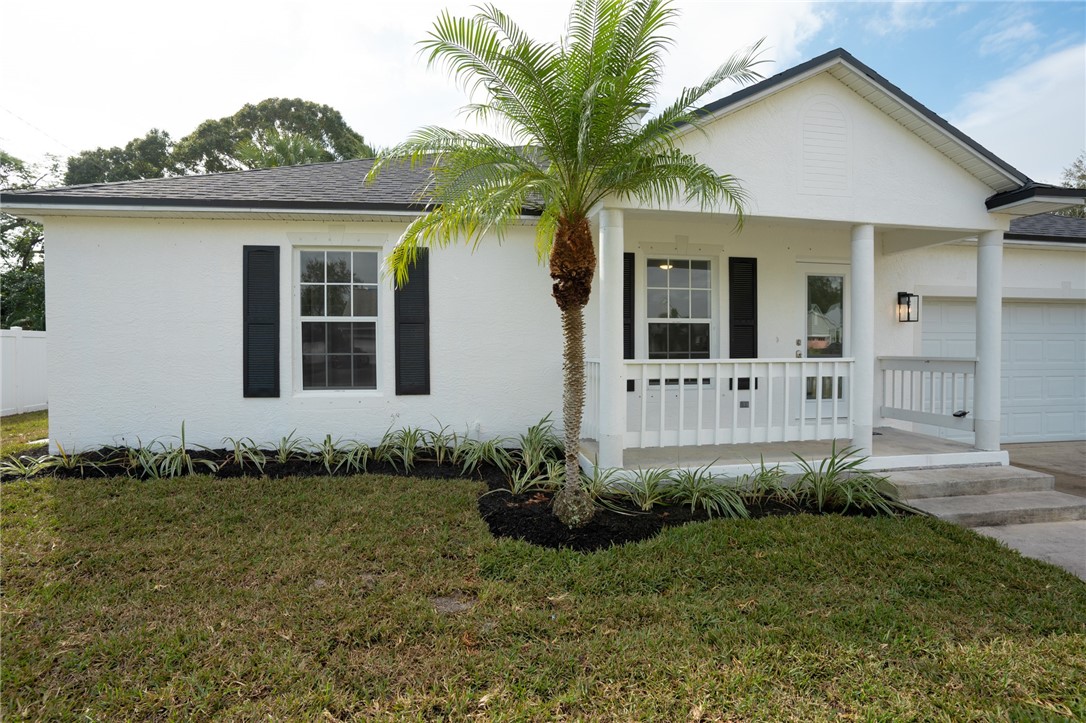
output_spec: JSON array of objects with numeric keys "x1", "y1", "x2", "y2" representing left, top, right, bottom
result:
[{"x1": 1, "y1": 327, "x2": 47, "y2": 416}]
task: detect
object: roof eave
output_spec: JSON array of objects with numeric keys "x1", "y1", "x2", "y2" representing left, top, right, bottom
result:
[{"x1": 986, "y1": 186, "x2": 1086, "y2": 217}]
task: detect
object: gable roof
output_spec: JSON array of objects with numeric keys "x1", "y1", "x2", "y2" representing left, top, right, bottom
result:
[
  {"x1": 687, "y1": 47, "x2": 1031, "y2": 194},
  {"x1": 0, "y1": 158, "x2": 435, "y2": 214}
]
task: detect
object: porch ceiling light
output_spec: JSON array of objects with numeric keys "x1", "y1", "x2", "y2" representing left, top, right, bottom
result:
[
  {"x1": 897, "y1": 291, "x2": 920, "y2": 322},
  {"x1": 659, "y1": 262, "x2": 673, "y2": 270}
]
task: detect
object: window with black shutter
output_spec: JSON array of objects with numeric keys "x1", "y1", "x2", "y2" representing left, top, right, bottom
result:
[
  {"x1": 623, "y1": 252, "x2": 635, "y2": 391},
  {"x1": 728, "y1": 257, "x2": 757, "y2": 358},
  {"x1": 243, "y1": 245, "x2": 280, "y2": 397},
  {"x1": 395, "y1": 249, "x2": 430, "y2": 395}
]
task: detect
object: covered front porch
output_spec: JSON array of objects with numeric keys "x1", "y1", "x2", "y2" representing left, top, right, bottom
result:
[
  {"x1": 579, "y1": 207, "x2": 1007, "y2": 472},
  {"x1": 580, "y1": 426, "x2": 1006, "y2": 476}
]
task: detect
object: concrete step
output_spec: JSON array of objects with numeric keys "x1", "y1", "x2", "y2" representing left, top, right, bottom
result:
[
  {"x1": 908, "y1": 491, "x2": 1086, "y2": 527},
  {"x1": 888, "y1": 465, "x2": 1053, "y2": 499}
]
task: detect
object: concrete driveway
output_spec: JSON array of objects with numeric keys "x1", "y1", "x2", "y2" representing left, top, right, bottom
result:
[
  {"x1": 1004, "y1": 442, "x2": 1086, "y2": 498},
  {"x1": 974, "y1": 441, "x2": 1086, "y2": 581}
]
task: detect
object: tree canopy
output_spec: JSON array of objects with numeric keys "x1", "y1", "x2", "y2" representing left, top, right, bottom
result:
[
  {"x1": 370, "y1": 0, "x2": 763, "y2": 526},
  {"x1": 1, "y1": 150, "x2": 58, "y2": 329},
  {"x1": 64, "y1": 129, "x2": 179, "y2": 186},
  {"x1": 1057, "y1": 151, "x2": 1085, "y2": 219},
  {"x1": 173, "y1": 98, "x2": 375, "y2": 173},
  {"x1": 62, "y1": 99, "x2": 374, "y2": 185}
]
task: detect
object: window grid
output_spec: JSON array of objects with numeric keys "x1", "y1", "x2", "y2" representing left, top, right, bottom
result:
[
  {"x1": 646, "y1": 257, "x2": 712, "y2": 360},
  {"x1": 299, "y1": 250, "x2": 379, "y2": 390}
]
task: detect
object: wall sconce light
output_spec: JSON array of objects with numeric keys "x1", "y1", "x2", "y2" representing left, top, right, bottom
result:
[{"x1": 897, "y1": 291, "x2": 920, "y2": 322}]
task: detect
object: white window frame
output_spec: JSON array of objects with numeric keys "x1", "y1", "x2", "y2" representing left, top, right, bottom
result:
[
  {"x1": 292, "y1": 245, "x2": 384, "y2": 395},
  {"x1": 644, "y1": 254, "x2": 716, "y2": 361}
]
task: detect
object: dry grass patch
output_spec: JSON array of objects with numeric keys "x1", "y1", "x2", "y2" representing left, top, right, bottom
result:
[{"x1": 3, "y1": 474, "x2": 1084, "y2": 720}]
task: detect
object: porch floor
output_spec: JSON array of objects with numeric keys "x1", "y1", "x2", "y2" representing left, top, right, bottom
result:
[{"x1": 581, "y1": 426, "x2": 1002, "y2": 471}]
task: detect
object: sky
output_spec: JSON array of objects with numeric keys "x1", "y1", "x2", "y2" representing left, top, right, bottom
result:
[{"x1": 1, "y1": 0, "x2": 1083, "y2": 185}]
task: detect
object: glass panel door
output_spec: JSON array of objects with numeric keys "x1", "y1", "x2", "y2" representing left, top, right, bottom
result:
[{"x1": 806, "y1": 274, "x2": 844, "y2": 358}]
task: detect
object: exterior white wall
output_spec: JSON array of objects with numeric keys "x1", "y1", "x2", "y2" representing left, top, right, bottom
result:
[
  {"x1": 44, "y1": 216, "x2": 562, "y2": 452},
  {"x1": 876, "y1": 241, "x2": 1086, "y2": 359},
  {"x1": 665, "y1": 73, "x2": 1004, "y2": 232},
  {"x1": 1, "y1": 327, "x2": 48, "y2": 416}
]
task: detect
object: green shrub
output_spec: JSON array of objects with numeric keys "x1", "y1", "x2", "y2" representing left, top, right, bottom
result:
[{"x1": 669, "y1": 464, "x2": 748, "y2": 519}]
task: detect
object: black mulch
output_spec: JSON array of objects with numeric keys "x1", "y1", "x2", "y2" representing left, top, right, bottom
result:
[
  {"x1": 476, "y1": 475, "x2": 886, "y2": 552},
  {"x1": 15, "y1": 448, "x2": 899, "y2": 553}
]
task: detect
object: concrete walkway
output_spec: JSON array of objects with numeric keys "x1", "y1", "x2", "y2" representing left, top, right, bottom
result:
[{"x1": 985, "y1": 442, "x2": 1086, "y2": 580}]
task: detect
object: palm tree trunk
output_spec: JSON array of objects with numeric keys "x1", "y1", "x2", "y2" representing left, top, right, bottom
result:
[
  {"x1": 550, "y1": 213, "x2": 597, "y2": 528},
  {"x1": 552, "y1": 305, "x2": 595, "y2": 527}
]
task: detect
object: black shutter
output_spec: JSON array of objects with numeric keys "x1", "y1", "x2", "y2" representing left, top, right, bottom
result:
[
  {"x1": 243, "y1": 245, "x2": 280, "y2": 397},
  {"x1": 623, "y1": 253, "x2": 635, "y2": 392},
  {"x1": 395, "y1": 249, "x2": 430, "y2": 395},
  {"x1": 622, "y1": 252, "x2": 635, "y2": 359},
  {"x1": 729, "y1": 257, "x2": 758, "y2": 359}
]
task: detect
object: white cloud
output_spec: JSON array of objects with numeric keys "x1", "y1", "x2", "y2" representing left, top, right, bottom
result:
[
  {"x1": 950, "y1": 44, "x2": 1086, "y2": 184},
  {"x1": 864, "y1": 1, "x2": 939, "y2": 36},
  {"x1": 974, "y1": 6, "x2": 1042, "y2": 58}
]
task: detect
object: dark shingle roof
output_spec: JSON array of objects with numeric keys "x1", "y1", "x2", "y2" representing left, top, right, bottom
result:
[
  {"x1": 1007, "y1": 213, "x2": 1086, "y2": 242},
  {"x1": 0, "y1": 158, "x2": 436, "y2": 212}
]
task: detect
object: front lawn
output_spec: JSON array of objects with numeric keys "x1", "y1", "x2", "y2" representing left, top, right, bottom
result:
[
  {"x1": 0, "y1": 410, "x2": 47, "y2": 457},
  {"x1": 3, "y1": 474, "x2": 1084, "y2": 720}
]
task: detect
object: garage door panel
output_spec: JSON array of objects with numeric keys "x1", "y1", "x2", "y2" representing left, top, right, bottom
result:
[
  {"x1": 923, "y1": 299, "x2": 1086, "y2": 443},
  {"x1": 1010, "y1": 376, "x2": 1042, "y2": 401},
  {"x1": 1046, "y1": 376, "x2": 1076, "y2": 399},
  {"x1": 1046, "y1": 339, "x2": 1076, "y2": 362},
  {"x1": 1046, "y1": 412, "x2": 1076, "y2": 436},
  {"x1": 1012, "y1": 339, "x2": 1043, "y2": 362}
]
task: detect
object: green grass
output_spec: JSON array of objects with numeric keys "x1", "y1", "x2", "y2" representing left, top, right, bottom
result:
[
  {"x1": 0, "y1": 410, "x2": 47, "y2": 458},
  {"x1": 3, "y1": 475, "x2": 1084, "y2": 720}
]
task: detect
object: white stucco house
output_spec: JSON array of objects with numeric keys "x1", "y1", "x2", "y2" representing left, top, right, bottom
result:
[{"x1": 3, "y1": 48, "x2": 1084, "y2": 472}]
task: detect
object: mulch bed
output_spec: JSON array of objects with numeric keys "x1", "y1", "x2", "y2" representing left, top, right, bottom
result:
[
  {"x1": 476, "y1": 475, "x2": 885, "y2": 552},
  {"x1": 20, "y1": 448, "x2": 895, "y2": 552}
]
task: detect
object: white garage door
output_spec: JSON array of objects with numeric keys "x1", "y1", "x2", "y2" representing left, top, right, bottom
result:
[{"x1": 922, "y1": 299, "x2": 1086, "y2": 442}]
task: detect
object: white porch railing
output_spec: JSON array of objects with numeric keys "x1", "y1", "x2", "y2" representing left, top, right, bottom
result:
[
  {"x1": 878, "y1": 356, "x2": 976, "y2": 432},
  {"x1": 621, "y1": 359, "x2": 853, "y2": 448},
  {"x1": 583, "y1": 359, "x2": 601, "y2": 441}
]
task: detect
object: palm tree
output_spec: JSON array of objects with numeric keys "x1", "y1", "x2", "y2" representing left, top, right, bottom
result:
[
  {"x1": 235, "y1": 128, "x2": 328, "y2": 169},
  {"x1": 369, "y1": 0, "x2": 764, "y2": 527}
]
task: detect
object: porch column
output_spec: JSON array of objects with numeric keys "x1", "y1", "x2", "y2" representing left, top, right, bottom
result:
[
  {"x1": 597, "y1": 208, "x2": 626, "y2": 468},
  {"x1": 850, "y1": 224, "x2": 875, "y2": 456},
  {"x1": 974, "y1": 230, "x2": 1004, "y2": 451}
]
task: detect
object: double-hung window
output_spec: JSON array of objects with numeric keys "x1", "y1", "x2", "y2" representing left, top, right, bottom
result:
[
  {"x1": 299, "y1": 250, "x2": 379, "y2": 390},
  {"x1": 646, "y1": 258, "x2": 712, "y2": 359}
]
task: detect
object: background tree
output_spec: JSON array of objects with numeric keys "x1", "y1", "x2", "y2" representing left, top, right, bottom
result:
[
  {"x1": 64, "y1": 129, "x2": 179, "y2": 185},
  {"x1": 1056, "y1": 151, "x2": 1085, "y2": 218},
  {"x1": 173, "y1": 98, "x2": 375, "y2": 173},
  {"x1": 234, "y1": 128, "x2": 329, "y2": 169},
  {"x1": 370, "y1": 0, "x2": 763, "y2": 526},
  {"x1": 1, "y1": 150, "x2": 58, "y2": 329}
]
